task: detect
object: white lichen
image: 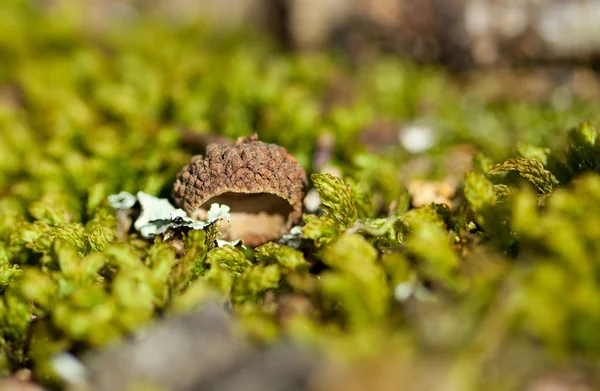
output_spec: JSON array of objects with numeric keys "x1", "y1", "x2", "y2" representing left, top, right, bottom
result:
[{"x1": 108, "y1": 191, "x2": 231, "y2": 239}]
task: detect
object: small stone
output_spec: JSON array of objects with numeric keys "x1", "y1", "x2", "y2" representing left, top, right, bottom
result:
[
  {"x1": 0, "y1": 377, "x2": 47, "y2": 391},
  {"x1": 407, "y1": 179, "x2": 456, "y2": 208},
  {"x1": 85, "y1": 302, "x2": 246, "y2": 391},
  {"x1": 398, "y1": 125, "x2": 435, "y2": 154},
  {"x1": 190, "y1": 344, "x2": 319, "y2": 391}
]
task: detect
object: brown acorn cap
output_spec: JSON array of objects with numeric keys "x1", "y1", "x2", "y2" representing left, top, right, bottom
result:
[{"x1": 172, "y1": 135, "x2": 307, "y2": 246}]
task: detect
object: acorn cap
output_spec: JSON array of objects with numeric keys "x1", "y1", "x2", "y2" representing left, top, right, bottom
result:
[{"x1": 172, "y1": 135, "x2": 307, "y2": 246}]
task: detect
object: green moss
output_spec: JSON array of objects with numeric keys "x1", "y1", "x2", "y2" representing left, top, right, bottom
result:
[
  {"x1": 2, "y1": 1, "x2": 600, "y2": 389},
  {"x1": 320, "y1": 234, "x2": 389, "y2": 329},
  {"x1": 490, "y1": 158, "x2": 559, "y2": 195},
  {"x1": 254, "y1": 243, "x2": 309, "y2": 274},
  {"x1": 302, "y1": 173, "x2": 358, "y2": 247}
]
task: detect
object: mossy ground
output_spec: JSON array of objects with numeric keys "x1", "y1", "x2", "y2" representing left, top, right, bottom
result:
[{"x1": 2, "y1": 0, "x2": 600, "y2": 389}]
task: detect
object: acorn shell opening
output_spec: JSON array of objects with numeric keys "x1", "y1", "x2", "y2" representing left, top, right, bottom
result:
[{"x1": 190, "y1": 192, "x2": 294, "y2": 246}]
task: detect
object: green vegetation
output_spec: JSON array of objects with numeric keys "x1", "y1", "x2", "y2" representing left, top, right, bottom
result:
[{"x1": 2, "y1": 0, "x2": 600, "y2": 389}]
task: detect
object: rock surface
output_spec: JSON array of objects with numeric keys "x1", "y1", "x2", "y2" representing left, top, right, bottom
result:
[{"x1": 83, "y1": 303, "x2": 319, "y2": 391}]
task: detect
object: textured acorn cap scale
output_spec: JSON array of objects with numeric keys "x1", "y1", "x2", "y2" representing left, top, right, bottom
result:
[{"x1": 172, "y1": 135, "x2": 307, "y2": 247}]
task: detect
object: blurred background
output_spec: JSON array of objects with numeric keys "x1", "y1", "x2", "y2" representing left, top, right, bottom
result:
[
  {"x1": 6, "y1": 0, "x2": 596, "y2": 166},
  {"x1": 73, "y1": 0, "x2": 600, "y2": 68},
  {"x1": 63, "y1": 0, "x2": 600, "y2": 69}
]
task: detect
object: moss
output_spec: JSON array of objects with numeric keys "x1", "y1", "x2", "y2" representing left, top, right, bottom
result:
[
  {"x1": 2, "y1": 1, "x2": 600, "y2": 389},
  {"x1": 254, "y1": 243, "x2": 309, "y2": 274},
  {"x1": 302, "y1": 173, "x2": 358, "y2": 247}
]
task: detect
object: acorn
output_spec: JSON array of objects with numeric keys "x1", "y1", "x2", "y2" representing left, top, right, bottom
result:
[{"x1": 172, "y1": 135, "x2": 307, "y2": 246}]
